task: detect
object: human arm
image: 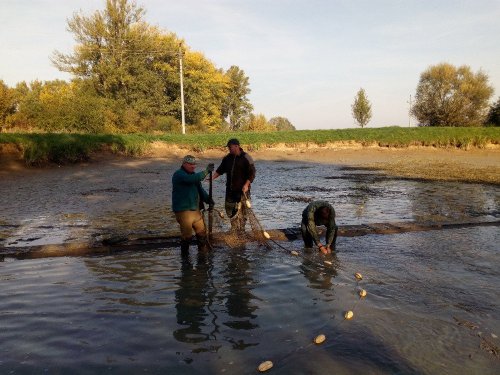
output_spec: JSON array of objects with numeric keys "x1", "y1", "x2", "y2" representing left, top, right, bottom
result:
[
  {"x1": 325, "y1": 210, "x2": 337, "y2": 249},
  {"x1": 306, "y1": 206, "x2": 322, "y2": 249},
  {"x1": 242, "y1": 179, "x2": 251, "y2": 193},
  {"x1": 326, "y1": 225, "x2": 338, "y2": 252},
  {"x1": 242, "y1": 154, "x2": 256, "y2": 193},
  {"x1": 175, "y1": 169, "x2": 208, "y2": 184},
  {"x1": 214, "y1": 158, "x2": 227, "y2": 180}
]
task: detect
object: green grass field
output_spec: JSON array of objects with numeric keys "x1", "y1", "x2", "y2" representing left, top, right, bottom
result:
[{"x1": 1, "y1": 127, "x2": 499, "y2": 165}]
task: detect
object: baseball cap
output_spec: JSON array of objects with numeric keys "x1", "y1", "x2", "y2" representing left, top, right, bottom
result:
[
  {"x1": 226, "y1": 138, "x2": 240, "y2": 147},
  {"x1": 182, "y1": 155, "x2": 197, "y2": 164}
]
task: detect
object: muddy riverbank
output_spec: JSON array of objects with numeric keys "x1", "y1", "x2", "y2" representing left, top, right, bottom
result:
[
  {"x1": 1, "y1": 144, "x2": 499, "y2": 250},
  {"x1": 2, "y1": 142, "x2": 500, "y2": 184}
]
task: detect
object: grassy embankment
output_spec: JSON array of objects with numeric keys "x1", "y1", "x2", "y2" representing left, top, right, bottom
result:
[{"x1": 0, "y1": 127, "x2": 499, "y2": 166}]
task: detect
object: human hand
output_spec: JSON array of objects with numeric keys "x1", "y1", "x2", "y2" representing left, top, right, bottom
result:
[
  {"x1": 206, "y1": 163, "x2": 215, "y2": 173},
  {"x1": 242, "y1": 183, "x2": 249, "y2": 193},
  {"x1": 318, "y1": 244, "x2": 328, "y2": 255}
]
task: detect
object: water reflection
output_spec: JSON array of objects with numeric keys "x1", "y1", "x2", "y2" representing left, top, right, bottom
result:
[
  {"x1": 172, "y1": 248, "x2": 261, "y2": 351},
  {"x1": 220, "y1": 248, "x2": 260, "y2": 351},
  {"x1": 174, "y1": 252, "x2": 217, "y2": 344},
  {"x1": 222, "y1": 249, "x2": 259, "y2": 330},
  {"x1": 300, "y1": 250, "x2": 339, "y2": 290}
]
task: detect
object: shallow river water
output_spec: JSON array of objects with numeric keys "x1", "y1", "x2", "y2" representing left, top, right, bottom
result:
[{"x1": 1, "y1": 157, "x2": 499, "y2": 374}]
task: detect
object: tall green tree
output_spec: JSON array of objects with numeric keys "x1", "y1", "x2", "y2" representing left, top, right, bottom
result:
[
  {"x1": 51, "y1": 0, "x2": 234, "y2": 132},
  {"x1": 180, "y1": 50, "x2": 228, "y2": 132},
  {"x1": 51, "y1": 0, "x2": 169, "y2": 118},
  {"x1": 6, "y1": 80, "x2": 111, "y2": 133},
  {"x1": 269, "y1": 116, "x2": 296, "y2": 131},
  {"x1": 241, "y1": 113, "x2": 274, "y2": 132},
  {"x1": 0, "y1": 80, "x2": 17, "y2": 131},
  {"x1": 411, "y1": 63, "x2": 494, "y2": 127},
  {"x1": 485, "y1": 97, "x2": 500, "y2": 126},
  {"x1": 351, "y1": 88, "x2": 372, "y2": 128},
  {"x1": 222, "y1": 65, "x2": 253, "y2": 130}
]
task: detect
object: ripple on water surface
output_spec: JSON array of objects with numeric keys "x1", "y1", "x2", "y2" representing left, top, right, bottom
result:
[{"x1": 1, "y1": 226, "x2": 499, "y2": 374}]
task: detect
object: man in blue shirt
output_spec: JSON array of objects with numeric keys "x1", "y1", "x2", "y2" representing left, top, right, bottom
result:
[{"x1": 172, "y1": 155, "x2": 214, "y2": 253}]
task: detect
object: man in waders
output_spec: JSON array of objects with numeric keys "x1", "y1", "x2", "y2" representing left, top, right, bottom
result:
[
  {"x1": 172, "y1": 155, "x2": 215, "y2": 254},
  {"x1": 212, "y1": 138, "x2": 256, "y2": 233},
  {"x1": 301, "y1": 200, "x2": 338, "y2": 254}
]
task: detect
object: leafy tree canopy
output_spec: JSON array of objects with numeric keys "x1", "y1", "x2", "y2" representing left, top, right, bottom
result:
[
  {"x1": 0, "y1": 80, "x2": 17, "y2": 131},
  {"x1": 268, "y1": 116, "x2": 296, "y2": 131},
  {"x1": 49, "y1": 0, "x2": 250, "y2": 133},
  {"x1": 411, "y1": 62, "x2": 494, "y2": 127},
  {"x1": 222, "y1": 65, "x2": 253, "y2": 131},
  {"x1": 485, "y1": 97, "x2": 500, "y2": 126},
  {"x1": 351, "y1": 88, "x2": 372, "y2": 128}
]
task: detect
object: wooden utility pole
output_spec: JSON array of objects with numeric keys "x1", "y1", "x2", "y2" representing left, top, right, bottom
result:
[{"x1": 179, "y1": 43, "x2": 186, "y2": 134}]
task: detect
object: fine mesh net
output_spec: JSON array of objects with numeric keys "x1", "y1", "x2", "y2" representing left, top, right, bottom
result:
[{"x1": 202, "y1": 196, "x2": 271, "y2": 249}]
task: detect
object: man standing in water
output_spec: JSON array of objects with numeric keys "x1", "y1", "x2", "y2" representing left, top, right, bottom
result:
[
  {"x1": 212, "y1": 139, "x2": 256, "y2": 233},
  {"x1": 301, "y1": 200, "x2": 338, "y2": 254},
  {"x1": 172, "y1": 155, "x2": 214, "y2": 253}
]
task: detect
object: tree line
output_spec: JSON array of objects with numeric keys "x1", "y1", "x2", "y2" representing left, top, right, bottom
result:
[
  {"x1": 351, "y1": 63, "x2": 499, "y2": 128},
  {"x1": 1, "y1": 0, "x2": 498, "y2": 133},
  {"x1": 0, "y1": 0, "x2": 295, "y2": 134}
]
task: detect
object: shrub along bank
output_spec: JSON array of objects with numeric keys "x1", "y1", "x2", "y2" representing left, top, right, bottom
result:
[{"x1": 0, "y1": 127, "x2": 499, "y2": 166}]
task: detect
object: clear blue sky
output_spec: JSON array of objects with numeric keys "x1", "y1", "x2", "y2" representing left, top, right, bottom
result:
[{"x1": 1, "y1": 0, "x2": 499, "y2": 129}]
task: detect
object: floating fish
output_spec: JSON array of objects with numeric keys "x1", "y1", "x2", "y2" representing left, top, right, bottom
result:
[
  {"x1": 263, "y1": 231, "x2": 271, "y2": 239},
  {"x1": 354, "y1": 272, "x2": 363, "y2": 280},
  {"x1": 245, "y1": 200, "x2": 252, "y2": 208},
  {"x1": 345, "y1": 311, "x2": 354, "y2": 320},
  {"x1": 324, "y1": 260, "x2": 332, "y2": 265},
  {"x1": 291, "y1": 250, "x2": 299, "y2": 256},
  {"x1": 359, "y1": 289, "x2": 367, "y2": 298}
]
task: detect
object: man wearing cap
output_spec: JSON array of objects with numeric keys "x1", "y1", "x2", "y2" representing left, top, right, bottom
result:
[
  {"x1": 301, "y1": 200, "x2": 338, "y2": 254},
  {"x1": 212, "y1": 139, "x2": 256, "y2": 232},
  {"x1": 172, "y1": 155, "x2": 215, "y2": 253}
]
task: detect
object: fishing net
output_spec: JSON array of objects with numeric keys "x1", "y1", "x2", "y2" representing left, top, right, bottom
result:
[{"x1": 202, "y1": 195, "x2": 271, "y2": 249}]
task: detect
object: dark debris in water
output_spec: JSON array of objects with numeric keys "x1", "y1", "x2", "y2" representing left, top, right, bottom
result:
[
  {"x1": 453, "y1": 316, "x2": 479, "y2": 330},
  {"x1": 292, "y1": 186, "x2": 333, "y2": 192},
  {"x1": 80, "y1": 187, "x2": 140, "y2": 196},
  {"x1": 81, "y1": 187, "x2": 120, "y2": 196},
  {"x1": 454, "y1": 316, "x2": 500, "y2": 359},
  {"x1": 480, "y1": 337, "x2": 499, "y2": 359},
  {"x1": 325, "y1": 173, "x2": 434, "y2": 184},
  {"x1": 273, "y1": 195, "x2": 314, "y2": 203},
  {"x1": 276, "y1": 165, "x2": 313, "y2": 171}
]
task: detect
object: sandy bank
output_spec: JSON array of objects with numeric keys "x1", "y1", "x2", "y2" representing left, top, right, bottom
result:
[
  {"x1": 1, "y1": 141, "x2": 499, "y2": 184},
  {"x1": 124, "y1": 141, "x2": 500, "y2": 185}
]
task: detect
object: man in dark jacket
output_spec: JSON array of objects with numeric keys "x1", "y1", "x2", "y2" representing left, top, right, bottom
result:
[
  {"x1": 301, "y1": 200, "x2": 338, "y2": 254},
  {"x1": 212, "y1": 138, "x2": 256, "y2": 232},
  {"x1": 172, "y1": 155, "x2": 214, "y2": 253}
]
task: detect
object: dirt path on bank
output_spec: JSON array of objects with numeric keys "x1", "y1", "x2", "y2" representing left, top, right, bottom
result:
[{"x1": 1, "y1": 142, "x2": 500, "y2": 184}]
